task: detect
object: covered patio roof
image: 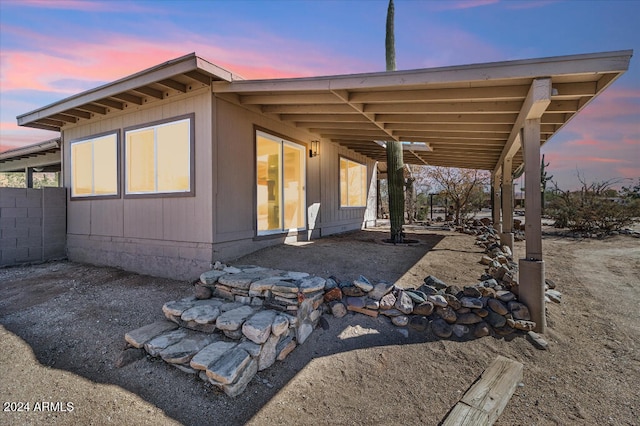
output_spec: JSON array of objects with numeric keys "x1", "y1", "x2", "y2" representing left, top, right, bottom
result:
[
  {"x1": 212, "y1": 50, "x2": 631, "y2": 175},
  {"x1": 0, "y1": 138, "x2": 61, "y2": 173},
  {"x1": 17, "y1": 50, "x2": 631, "y2": 176}
]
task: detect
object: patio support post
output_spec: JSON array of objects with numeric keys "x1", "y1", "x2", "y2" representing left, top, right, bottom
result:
[
  {"x1": 519, "y1": 117, "x2": 546, "y2": 333},
  {"x1": 500, "y1": 156, "x2": 514, "y2": 251},
  {"x1": 25, "y1": 167, "x2": 34, "y2": 188},
  {"x1": 491, "y1": 171, "x2": 502, "y2": 232},
  {"x1": 516, "y1": 77, "x2": 551, "y2": 334}
]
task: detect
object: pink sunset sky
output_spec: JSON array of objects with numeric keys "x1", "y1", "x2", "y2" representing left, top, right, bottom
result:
[{"x1": 0, "y1": 0, "x2": 638, "y2": 189}]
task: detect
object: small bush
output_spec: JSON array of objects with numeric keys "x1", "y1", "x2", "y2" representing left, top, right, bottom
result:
[{"x1": 547, "y1": 178, "x2": 639, "y2": 233}]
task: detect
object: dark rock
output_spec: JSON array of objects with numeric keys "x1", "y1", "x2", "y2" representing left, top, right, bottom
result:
[
  {"x1": 456, "y1": 313, "x2": 483, "y2": 325},
  {"x1": 195, "y1": 285, "x2": 213, "y2": 300},
  {"x1": 436, "y1": 306, "x2": 457, "y2": 323},
  {"x1": 493, "y1": 327, "x2": 514, "y2": 336},
  {"x1": 463, "y1": 286, "x2": 482, "y2": 298},
  {"x1": 452, "y1": 324, "x2": 469, "y2": 338},
  {"x1": 486, "y1": 310, "x2": 507, "y2": 328},
  {"x1": 508, "y1": 301, "x2": 531, "y2": 321},
  {"x1": 527, "y1": 331, "x2": 549, "y2": 350},
  {"x1": 324, "y1": 277, "x2": 339, "y2": 290},
  {"x1": 346, "y1": 296, "x2": 366, "y2": 309},
  {"x1": 478, "y1": 287, "x2": 496, "y2": 298},
  {"x1": 424, "y1": 275, "x2": 448, "y2": 290},
  {"x1": 417, "y1": 284, "x2": 438, "y2": 296},
  {"x1": 473, "y1": 308, "x2": 489, "y2": 318},
  {"x1": 460, "y1": 297, "x2": 483, "y2": 309},
  {"x1": 391, "y1": 315, "x2": 409, "y2": 327},
  {"x1": 443, "y1": 294, "x2": 461, "y2": 310},
  {"x1": 319, "y1": 316, "x2": 330, "y2": 330},
  {"x1": 353, "y1": 275, "x2": 374, "y2": 292},
  {"x1": 342, "y1": 285, "x2": 366, "y2": 297},
  {"x1": 409, "y1": 316, "x2": 429, "y2": 331},
  {"x1": 487, "y1": 298, "x2": 508, "y2": 315},
  {"x1": 412, "y1": 301, "x2": 434, "y2": 316},
  {"x1": 474, "y1": 321, "x2": 491, "y2": 338},
  {"x1": 405, "y1": 290, "x2": 426, "y2": 304},
  {"x1": 446, "y1": 286, "x2": 462, "y2": 297},
  {"x1": 432, "y1": 319, "x2": 453, "y2": 338}
]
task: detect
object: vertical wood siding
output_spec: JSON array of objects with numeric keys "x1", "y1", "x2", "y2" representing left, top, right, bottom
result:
[{"x1": 63, "y1": 88, "x2": 213, "y2": 244}]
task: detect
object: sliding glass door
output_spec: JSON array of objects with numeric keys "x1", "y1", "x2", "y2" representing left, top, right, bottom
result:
[{"x1": 256, "y1": 131, "x2": 306, "y2": 235}]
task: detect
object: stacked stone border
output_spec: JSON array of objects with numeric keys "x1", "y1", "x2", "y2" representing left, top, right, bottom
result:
[{"x1": 124, "y1": 221, "x2": 563, "y2": 397}]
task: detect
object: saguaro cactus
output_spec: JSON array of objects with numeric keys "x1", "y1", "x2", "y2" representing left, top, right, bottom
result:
[{"x1": 385, "y1": 0, "x2": 405, "y2": 243}]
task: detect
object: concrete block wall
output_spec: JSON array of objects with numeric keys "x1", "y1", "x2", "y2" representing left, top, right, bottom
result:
[{"x1": 0, "y1": 187, "x2": 66, "y2": 266}]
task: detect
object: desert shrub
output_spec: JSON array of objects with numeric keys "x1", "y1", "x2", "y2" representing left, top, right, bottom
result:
[{"x1": 547, "y1": 178, "x2": 639, "y2": 233}]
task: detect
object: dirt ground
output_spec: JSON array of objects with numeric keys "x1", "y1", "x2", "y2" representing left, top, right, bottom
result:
[{"x1": 1, "y1": 225, "x2": 638, "y2": 426}]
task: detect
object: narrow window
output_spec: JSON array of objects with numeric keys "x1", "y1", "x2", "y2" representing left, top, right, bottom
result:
[
  {"x1": 70, "y1": 132, "x2": 118, "y2": 198},
  {"x1": 125, "y1": 115, "x2": 193, "y2": 196},
  {"x1": 256, "y1": 130, "x2": 306, "y2": 235},
  {"x1": 340, "y1": 157, "x2": 367, "y2": 207}
]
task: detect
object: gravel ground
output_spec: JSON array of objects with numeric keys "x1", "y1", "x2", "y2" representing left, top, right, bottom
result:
[{"x1": 1, "y1": 226, "x2": 638, "y2": 425}]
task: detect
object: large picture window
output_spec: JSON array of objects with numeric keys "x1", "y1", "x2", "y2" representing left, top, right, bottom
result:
[
  {"x1": 70, "y1": 132, "x2": 119, "y2": 198},
  {"x1": 256, "y1": 130, "x2": 306, "y2": 235},
  {"x1": 125, "y1": 115, "x2": 193, "y2": 196},
  {"x1": 340, "y1": 157, "x2": 367, "y2": 207}
]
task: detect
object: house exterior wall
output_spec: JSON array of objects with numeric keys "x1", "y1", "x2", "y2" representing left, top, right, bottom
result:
[
  {"x1": 0, "y1": 187, "x2": 66, "y2": 266},
  {"x1": 62, "y1": 88, "x2": 214, "y2": 280},
  {"x1": 210, "y1": 97, "x2": 377, "y2": 261},
  {"x1": 55, "y1": 88, "x2": 377, "y2": 280}
]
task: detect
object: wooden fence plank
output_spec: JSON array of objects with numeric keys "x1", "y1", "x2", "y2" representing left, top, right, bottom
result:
[{"x1": 441, "y1": 355, "x2": 523, "y2": 426}]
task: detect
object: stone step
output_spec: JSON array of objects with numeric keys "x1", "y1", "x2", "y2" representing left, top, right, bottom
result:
[
  {"x1": 206, "y1": 347, "x2": 252, "y2": 385},
  {"x1": 216, "y1": 305, "x2": 255, "y2": 331},
  {"x1": 190, "y1": 341, "x2": 238, "y2": 371},
  {"x1": 160, "y1": 333, "x2": 219, "y2": 365},
  {"x1": 125, "y1": 320, "x2": 178, "y2": 348}
]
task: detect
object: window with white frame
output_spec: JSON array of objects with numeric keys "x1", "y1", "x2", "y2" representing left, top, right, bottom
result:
[
  {"x1": 340, "y1": 157, "x2": 367, "y2": 207},
  {"x1": 124, "y1": 115, "x2": 193, "y2": 196},
  {"x1": 70, "y1": 132, "x2": 119, "y2": 198}
]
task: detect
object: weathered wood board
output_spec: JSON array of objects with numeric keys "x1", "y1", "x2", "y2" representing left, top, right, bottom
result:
[{"x1": 442, "y1": 355, "x2": 523, "y2": 426}]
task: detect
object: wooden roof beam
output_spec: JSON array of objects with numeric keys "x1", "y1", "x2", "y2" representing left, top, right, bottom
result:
[
  {"x1": 384, "y1": 123, "x2": 513, "y2": 133},
  {"x1": 133, "y1": 85, "x2": 164, "y2": 99},
  {"x1": 184, "y1": 70, "x2": 211, "y2": 85},
  {"x1": 50, "y1": 113, "x2": 77, "y2": 123},
  {"x1": 76, "y1": 103, "x2": 107, "y2": 115},
  {"x1": 111, "y1": 92, "x2": 143, "y2": 105},
  {"x1": 364, "y1": 101, "x2": 523, "y2": 114},
  {"x1": 331, "y1": 89, "x2": 399, "y2": 142},
  {"x1": 377, "y1": 113, "x2": 519, "y2": 124},
  {"x1": 240, "y1": 93, "x2": 340, "y2": 105},
  {"x1": 349, "y1": 84, "x2": 530, "y2": 103},
  {"x1": 158, "y1": 78, "x2": 187, "y2": 93},
  {"x1": 494, "y1": 78, "x2": 552, "y2": 177},
  {"x1": 93, "y1": 98, "x2": 124, "y2": 110},
  {"x1": 63, "y1": 108, "x2": 92, "y2": 119}
]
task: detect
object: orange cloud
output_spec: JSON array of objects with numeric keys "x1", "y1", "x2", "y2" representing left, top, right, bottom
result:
[{"x1": 0, "y1": 26, "x2": 372, "y2": 97}]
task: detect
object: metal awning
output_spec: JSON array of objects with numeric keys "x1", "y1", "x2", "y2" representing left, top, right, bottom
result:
[{"x1": 17, "y1": 50, "x2": 632, "y2": 175}]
